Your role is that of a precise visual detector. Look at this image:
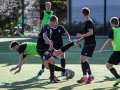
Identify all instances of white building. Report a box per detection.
[67,0,120,24]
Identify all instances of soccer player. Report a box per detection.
[98,17,120,86]
[38,24,72,76]
[76,7,96,84]
[36,15,79,83]
[38,2,55,29]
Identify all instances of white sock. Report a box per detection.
[83,75,87,78]
[89,75,93,77]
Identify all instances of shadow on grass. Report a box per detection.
[95,76,115,83]
[0,76,73,90]
[93,86,120,90]
[94,76,120,90]
[0,76,52,90]
[58,83,86,90]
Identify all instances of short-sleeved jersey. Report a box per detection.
[83,18,96,46]
[18,44,27,58]
[37,24,52,50]
[51,25,66,45]
[108,29,114,39]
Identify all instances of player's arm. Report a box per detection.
[77,29,93,43]
[43,32,53,50]
[98,39,112,55]
[13,53,24,74]
[81,29,93,37]
[98,29,113,55]
[64,31,72,43]
[10,55,26,72]
[60,25,72,43]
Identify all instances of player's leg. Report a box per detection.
[106,52,120,86]
[77,55,88,83]
[85,46,95,84]
[37,62,45,76]
[77,46,95,83]
[52,41,81,56]
[46,54,57,83]
[53,44,66,76]
[60,52,66,76]
[37,50,57,83]
[43,58,73,81]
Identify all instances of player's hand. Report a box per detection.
[68,40,72,43]
[14,68,21,74]
[76,33,82,38]
[76,39,80,44]
[50,40,54,45]
[98,50,102,55]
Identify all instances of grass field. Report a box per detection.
[0,38,120,90]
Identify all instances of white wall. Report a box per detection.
[71,0,120,24]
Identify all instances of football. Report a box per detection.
[69,69,75,79]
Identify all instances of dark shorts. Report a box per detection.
[81,45,96,57]
[37,49,52,61]
[108,51,120,65]
[53,43,63,50]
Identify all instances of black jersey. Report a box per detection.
[51,25,66,45]
[83,18,96,46]
[18,44,27,58]
[36,24,52,50]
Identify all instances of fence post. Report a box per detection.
[104,0,107,35]
[21,0,24,35]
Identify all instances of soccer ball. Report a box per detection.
[69,69,75,79]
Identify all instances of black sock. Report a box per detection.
[61,42,74,52]
[110,68,120,79]
[81,62,87,75]
[85,61,92,75]
[42,63,45,70]
[54,65,65,73]
[61,59,66,69]
[49,63,55,79]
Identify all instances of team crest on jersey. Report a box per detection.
[58,30,61,33]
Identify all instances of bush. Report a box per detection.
[61,21,111,36]
[61,22,83,35]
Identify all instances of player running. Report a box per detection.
[98,17,120,86]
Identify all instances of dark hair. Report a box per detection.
[82,7,90,16]
[110,17,119,26]
[50,15,58,22]
[9,41,19,50]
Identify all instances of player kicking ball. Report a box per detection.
[98,17,120,86]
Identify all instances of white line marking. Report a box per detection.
[0,49,113,54]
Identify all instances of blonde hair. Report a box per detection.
[45,2,51,6]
